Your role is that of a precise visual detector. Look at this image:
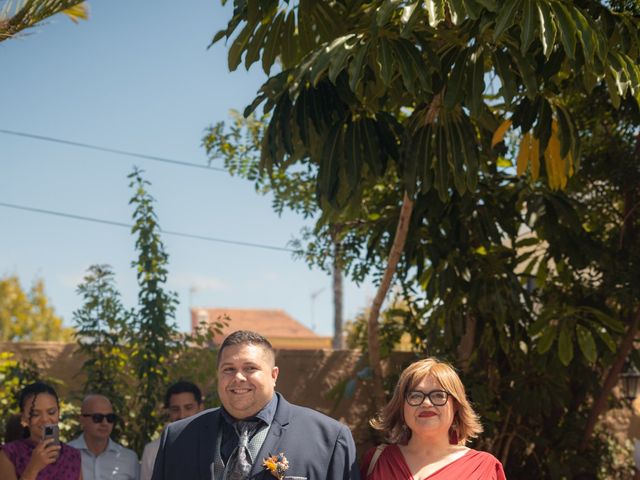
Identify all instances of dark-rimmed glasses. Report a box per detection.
[81,413,117,424]
[405,390,450,407]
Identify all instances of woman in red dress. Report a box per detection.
[361,358,506,480]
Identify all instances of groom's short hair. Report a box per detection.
[217,330,276,366]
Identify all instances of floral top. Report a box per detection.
[1,438,81,480]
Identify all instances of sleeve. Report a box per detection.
[494,459,507,480]
[127,448,140,480]
[0,442,17,464]
[327,424,361,480]
[140,442,155,480]
[134,454,141,480]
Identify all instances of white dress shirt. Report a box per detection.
[69,433,140,480]
[140,438,160,480]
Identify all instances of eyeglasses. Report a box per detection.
[81,413,117,424]
[406,390,450,407]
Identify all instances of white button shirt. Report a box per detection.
[69,434,140,480]
[140,437,160,480]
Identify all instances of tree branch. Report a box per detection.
[367,191,415,410]
[580,305,640,451]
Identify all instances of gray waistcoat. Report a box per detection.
[211,422,271,480]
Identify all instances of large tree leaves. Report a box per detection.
[217,0,640,210]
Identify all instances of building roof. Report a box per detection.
[191,307,331,349]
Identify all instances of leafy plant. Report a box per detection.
[73,264,133,441]
[126,168,180,453]
[0,351,42,440]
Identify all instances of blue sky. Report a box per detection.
[0,0,375,336]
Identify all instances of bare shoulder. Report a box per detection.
[0,450,18,480]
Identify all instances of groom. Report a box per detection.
[151,330,360,480]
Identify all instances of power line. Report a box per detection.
[0,128,226,172]
[0,201,296,253]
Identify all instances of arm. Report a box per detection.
[327,424,360,480]
[0,450,18,480]
[129,449,141,480]
[140,442,154,480]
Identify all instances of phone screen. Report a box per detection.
[43,424,60,445]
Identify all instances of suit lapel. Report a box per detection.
[198,409,221,479]
[249,394,291,479]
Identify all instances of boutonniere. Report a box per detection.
[263,452,289,480]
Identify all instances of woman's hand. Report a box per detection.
[21,438,60,479]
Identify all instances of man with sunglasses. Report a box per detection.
[69,394,140,479]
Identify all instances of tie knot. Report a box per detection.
[235,420,258,439]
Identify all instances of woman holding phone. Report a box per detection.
[0,382,82,480]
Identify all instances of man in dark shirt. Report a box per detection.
[152,330,360,480]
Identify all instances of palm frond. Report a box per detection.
[0,0,87,43]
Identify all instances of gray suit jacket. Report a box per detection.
[151,393,360,480]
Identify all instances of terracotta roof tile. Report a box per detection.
[191,307,320,345]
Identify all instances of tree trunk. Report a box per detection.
[457,313,477,373]
[581,172,640,450]
[332,240,344,350]
[367,191,415,410]
[579,305,640,451]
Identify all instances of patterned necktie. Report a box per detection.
[227,420,258,480]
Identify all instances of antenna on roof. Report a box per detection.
[310,288,325,331]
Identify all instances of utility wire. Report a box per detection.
[0,128,226,172]
[0,201,296,253]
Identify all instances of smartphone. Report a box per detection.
[42,424,60,445]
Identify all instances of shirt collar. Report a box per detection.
[74,433,119,453]
[221,393,278,427]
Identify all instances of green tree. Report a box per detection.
[204,112,350,348]
[0,0,88,42]
[0,275,73,341]
[0,352,39,440]
[127,168,179,454]
[211,1,640,476]
[213,0,640,407]
[73,264,133,439]
[71,170,227,453]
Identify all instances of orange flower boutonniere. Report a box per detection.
[263,452,289,480]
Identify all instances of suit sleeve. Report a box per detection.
[327,424,361,480]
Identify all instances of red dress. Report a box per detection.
[361,444,506,480]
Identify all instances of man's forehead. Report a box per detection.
[83,394,113,412]
[169,392,197,406]
[218,343,275,365]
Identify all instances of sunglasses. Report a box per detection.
[81,413,117,424]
